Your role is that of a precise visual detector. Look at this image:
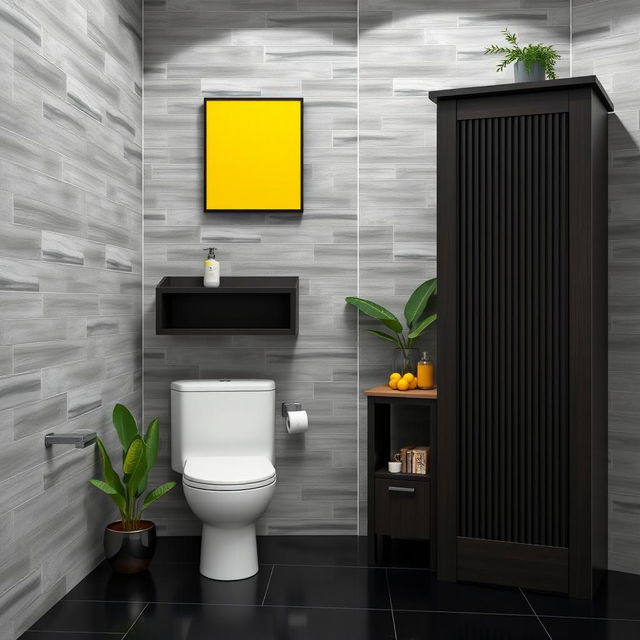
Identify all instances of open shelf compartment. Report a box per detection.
[156,276,299,335]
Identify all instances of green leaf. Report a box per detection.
[407,314,437,339]
[141,482,177,512]
[144,418,160,471]
[138,418,160,495]
[95,437,124,497]
[368,330,402,348]
[123,439,147,494]
[89,479,126,511]
[123,438,145,475]
[345,297,403,334]
[112,404,139,454]
[404,278,437,329]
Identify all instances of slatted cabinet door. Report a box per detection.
[430,78,613,598]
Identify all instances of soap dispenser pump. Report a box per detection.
[203,247,220,288]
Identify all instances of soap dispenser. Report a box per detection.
[203,247,220,288]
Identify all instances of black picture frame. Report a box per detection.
[203,97,304,213]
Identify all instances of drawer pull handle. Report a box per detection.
[388,486,415,494]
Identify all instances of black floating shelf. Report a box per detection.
[156,276,298,335]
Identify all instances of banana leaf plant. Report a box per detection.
[89,404,176,531]
[346,278,437,357]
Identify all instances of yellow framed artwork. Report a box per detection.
[203,98,303,212]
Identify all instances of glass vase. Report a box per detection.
[392,347,419,377]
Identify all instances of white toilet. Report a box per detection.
[171,379,276,581]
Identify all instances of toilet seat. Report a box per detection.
[183,456,276,492]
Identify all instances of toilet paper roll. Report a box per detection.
[286,410,308,434]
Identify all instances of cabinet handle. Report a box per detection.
[388,486,415,494]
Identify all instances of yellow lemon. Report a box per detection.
[388,379,398,390]
[402,372,415,383]
[389,372,402,383]
[396,379,409,391]
[409,378,418,390]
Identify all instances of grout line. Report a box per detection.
[385,569,399,640]
[121,602,149,639]
[355,0,361,538]
[60,599,550,616]
[24,632,122,636]
[569,0,573,77]
[261,565,275,606]
[141,0,146,426]
[520,588,553,639]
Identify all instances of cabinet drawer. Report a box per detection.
[375,477,430,539]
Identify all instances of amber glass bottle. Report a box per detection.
[417,352,434,390]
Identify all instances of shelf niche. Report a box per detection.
[156,276,298,335]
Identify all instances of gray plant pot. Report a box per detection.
[514,61,545,83]
[104,520,156,573]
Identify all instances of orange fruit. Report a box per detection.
[388,379,398,390]
[397,379,409,391]
[409,378,418,390]
[402,372,415,383]
[389,373,402,383]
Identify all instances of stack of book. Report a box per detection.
[398,445,430,475]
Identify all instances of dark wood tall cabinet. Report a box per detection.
[430,77,613,598]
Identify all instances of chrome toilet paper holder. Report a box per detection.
[281,402,302,418]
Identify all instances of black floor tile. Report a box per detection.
[388,569,531,614]
[64,561,273,605]
[28,601,145,634]
[257,535,370,567]
[263,565,391,609]
[525,570,640,621]
[542,616,640,639]
[126,603,396,640]
[153,536,200,564]
[395,611,549,640]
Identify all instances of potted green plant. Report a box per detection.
[485,29,560,82]
[346,278,437,376]
[90,404,176,573]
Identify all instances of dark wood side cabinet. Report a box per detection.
[430,77,613,598]
[366,386,437,568]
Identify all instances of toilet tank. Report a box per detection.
[170,379,276,473]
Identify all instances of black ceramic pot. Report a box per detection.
[104,520,156,573]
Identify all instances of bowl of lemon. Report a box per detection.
[388,372,417,391]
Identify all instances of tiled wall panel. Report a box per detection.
[0,1,142,637]
[143,0,359,535]
[572,0,640,575]
[357,0,570,532]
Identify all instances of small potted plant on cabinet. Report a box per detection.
[485,28,561,82]
[90,404,176,573]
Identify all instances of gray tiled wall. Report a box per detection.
[572,0,640,574]
[143,0,359,535]
[357,0,570,532]
[0,1,142,637]
[143,0,572,538]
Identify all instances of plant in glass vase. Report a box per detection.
[346,278,437,375]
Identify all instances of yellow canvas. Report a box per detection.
[204,98,303,212]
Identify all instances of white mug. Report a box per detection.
[388,461,401,473]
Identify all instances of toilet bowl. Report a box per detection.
[182,456,276,580]
[171,379,277,581]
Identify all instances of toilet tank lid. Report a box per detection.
[171,379,275,392]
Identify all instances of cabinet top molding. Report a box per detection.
[429,75,613,112]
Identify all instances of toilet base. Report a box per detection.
[200,523,259,581]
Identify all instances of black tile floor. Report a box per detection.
[21,536,640,640]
